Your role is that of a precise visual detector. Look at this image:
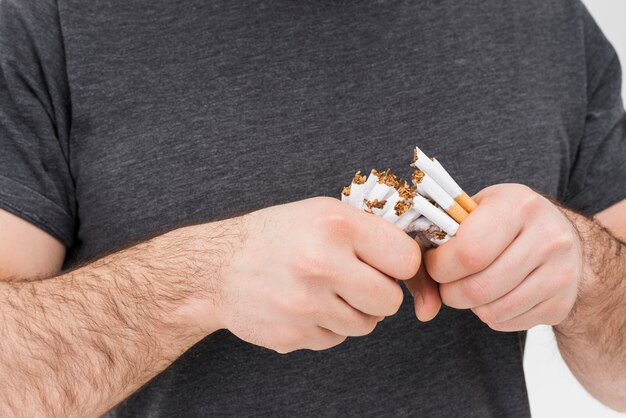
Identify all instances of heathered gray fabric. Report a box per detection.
[1,0,625,416]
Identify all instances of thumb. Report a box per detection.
[405,252,442,322]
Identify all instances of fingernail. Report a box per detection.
[415,292,424,318]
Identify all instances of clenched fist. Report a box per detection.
[424,184,583,331]
[211,197,421,353]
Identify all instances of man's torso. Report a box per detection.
[55,0,588,415]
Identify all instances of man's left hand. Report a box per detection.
[424,183,584,331]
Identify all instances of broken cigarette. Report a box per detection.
[379,180,413,217]
[348,171,367,209]
[425,229,451,246]
[368,168,400,202]
[382,197,415,226]
[412,170,468,223]
[363,198,388,215]
[340,145,473,247]
[413,146,477,213]
[406,216,434,233]
[411,193,459,236]
[363,169,380,196]
[341,184,351,204]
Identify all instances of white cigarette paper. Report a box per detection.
[347,171,367,210]
[427,230,451,245]
[382,199,415,227]
[406,216,434,233]
[412,170,468,223]
[395,208,421,231]
[380,190,402,217]
[411,194,459,236]
[341,185,351,204]
[364,198,387,215]
[363,169,379,196]
[367,168,400,202]
[340,146,470,246]
[413,146,477,213]
[349,183,365,209]
[413,146,463,199]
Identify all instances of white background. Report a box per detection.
[524,1,626,417]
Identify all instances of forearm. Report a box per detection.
[0,221,237,417]
[554,210,626,411]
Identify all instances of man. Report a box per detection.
[0,0,624,416]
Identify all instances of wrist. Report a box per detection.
[554,211,607,336]
[154,216,248,340]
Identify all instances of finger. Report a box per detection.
[472,262,571,324]
[405,261,441,322]
[351,211,421,280]
[484,296,572,333]
[425,186,527,283]
[439,230,543,309]
[317,295,380,337]
[334,261,404,317]
[302,327,348,351]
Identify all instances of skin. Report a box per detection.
[0,189,624,414]
[421,185,626,411]
[0,197,420,416]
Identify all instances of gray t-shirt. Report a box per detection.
[1,0,625,416]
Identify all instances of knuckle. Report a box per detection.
[316,212,354,240]
[520,188,542,214]
[311,196,342,212]
[553,231,577,253]
[332,335,348,347]
[541,227,570,253]
[309,335,347,351]
[347,313,378,337]
[335,335,348,347]
[358,317,379,336]
[487,321,511,332]
[294,247,328,278]
[462,277,492,306]
[473,305,497,324]
[280,294,314,318]
[457,243,490,273]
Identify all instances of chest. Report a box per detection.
[59,0,586,260]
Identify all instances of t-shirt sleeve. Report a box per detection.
[0,0,76,247]
[562,5,626,216]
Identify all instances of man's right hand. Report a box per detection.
[193,197,421,354]
[0,197,421,415]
